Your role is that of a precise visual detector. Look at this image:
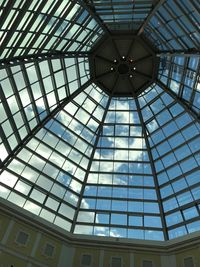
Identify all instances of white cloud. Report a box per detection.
[24,200,41,215]
[66,4,79,20]
[87,85,105,103]
[94,226,109,236]
[114,137,128,148]
[81,198,90,209]
[147,119,158,132]
[110,229,123,238]
[115,100,130,110]
[170,80,179,94]
[69,179,82,194]
[0,143,8,161]
[77,211,95,223]
[65,191,79,207]
[0,170,18,187]
[0,185,10,198]
[196,81,200,92]
[62,159,76,175]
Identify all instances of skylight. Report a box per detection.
[0,0,199,242]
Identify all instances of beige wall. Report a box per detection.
[176,248,200,267]
[0,201,200,267]
[134,252,161,267]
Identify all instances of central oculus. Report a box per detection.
[118,63,129,74]
[89,34,159,97]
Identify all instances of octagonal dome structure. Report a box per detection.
[89,35,159,96]
[0,0,199,243]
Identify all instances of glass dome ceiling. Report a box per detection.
[0,0,199,242]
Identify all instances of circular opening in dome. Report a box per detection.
[118,63,129,74]
[90,35,159,96]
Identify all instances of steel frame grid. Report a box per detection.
[143,0,200,52]
[71,86,165,239]
[0,0,200,242]
[0,0,105,60]
[158,54,200,117]
[0,79,96,230]
[87,0,154,31]
[0,55,90,168]
[138,83,200,239]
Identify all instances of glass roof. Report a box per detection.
[0,0,200,242]
[158,55,200,114]
[0,0,103,58]
[87,0,155,31]
[144,0,199,51]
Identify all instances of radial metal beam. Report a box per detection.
[6,1,47,59]
[134,96,169,241]
[0,0,14,29]
[134,70,152,80]
[156,50,200,57]
[189,60,200,115]
[174,0,200,40]
[137,0,166,36]
[0,1,32,58]
[0,51,91,69]
[165,2,199,49]
[95,70,114,80]
[133,55,153,65]
[22,1,68,57]
[0,79,93,170]
[78,0,111,36]
[36,1,76,54]
[71,76,119,233]
[157,80,200,124]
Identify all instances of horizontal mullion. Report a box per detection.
[5,161,81,198]
[156,149,200,176]
[82,195,157,202]
[167,216,200,231]
[85,183,155,189]
[33,132,91,162]
[165,199,200,216]
[161,181,200,202]
[152,135,200,162]
[75,221,162,231]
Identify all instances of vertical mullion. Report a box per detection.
[23,0,64,56]
[61,58,70,97]
[34,61,50,113]
[0,85,21,144]
[178,57,189,98]
[0,124,12,156]
[70,77,118,233]
[75,57,81,89]
[20,63,40,127]
[48,59,60,108]
[6,66,34,133]
[0,1,31,58]
[8,1,47,59]
[37,1,75,53]
[188,60,200,109]
[135,96,169,241]
[70,94,112,233]
[0,79,93,171]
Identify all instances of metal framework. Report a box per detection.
[0,52,91,69]
[137,0,166,36]
[0,0,200,242]
[157,51,200,57]
[0,79,93,169]
[135,95,169,240]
